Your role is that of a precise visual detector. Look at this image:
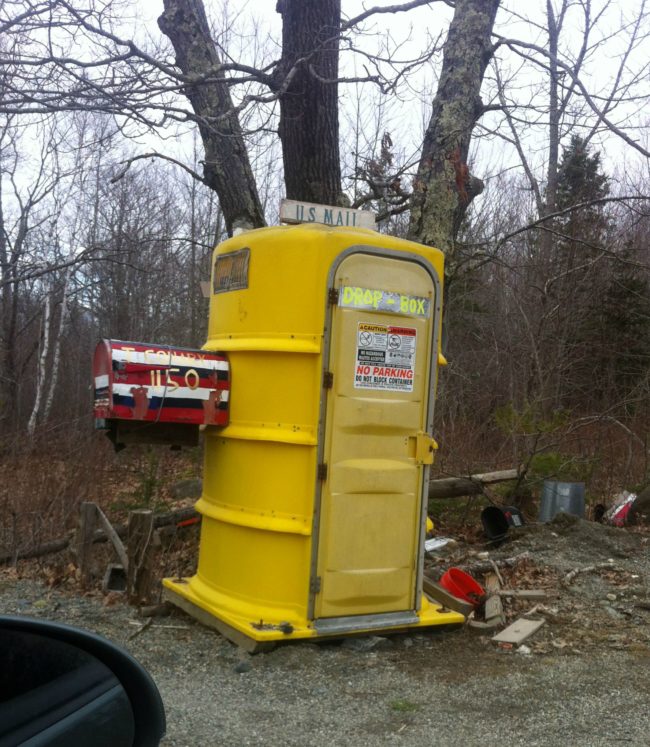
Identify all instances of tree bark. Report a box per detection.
[27,293,51,438]
[0,171,22,432]
[158,0,265,235]
[276,0,345,206]
[428,468,518,499]
[41,267,71,424]
[408,0,500,253]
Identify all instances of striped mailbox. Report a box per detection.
[93,339,229,448]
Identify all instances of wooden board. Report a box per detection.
[162,587,276,654]
[492,617,545,645]
[484,572,505,625]
[423,577,473,616]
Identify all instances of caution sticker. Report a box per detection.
[354,323,417,392]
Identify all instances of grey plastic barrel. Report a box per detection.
[538,481,585,522]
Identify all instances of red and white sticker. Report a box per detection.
[354,323,416,392]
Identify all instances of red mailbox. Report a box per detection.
[93,339,229,448]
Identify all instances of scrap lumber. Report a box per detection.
[428,469,518,499]
[423,576,474,616]
[492,617,545,646]
[483,572,506,626]
[489,559,505,586]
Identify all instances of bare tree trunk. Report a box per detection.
[544,0,560,218]
[27,293,51,438]
[0,172,22,432]
[408,0,500,253]
[42,267,71,424]
[275,0,345,205]
[158,0,265,235]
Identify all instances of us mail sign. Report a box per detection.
[280,199,376,230]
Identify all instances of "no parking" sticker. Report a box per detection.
[354,323,417,392]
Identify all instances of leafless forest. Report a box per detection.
[1,0,649,556]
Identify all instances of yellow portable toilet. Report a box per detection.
[163,214,464,649]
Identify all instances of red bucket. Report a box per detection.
[439,568,485,606]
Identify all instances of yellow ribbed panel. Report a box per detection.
[163,225,464,645]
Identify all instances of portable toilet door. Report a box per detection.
[310,248,439,633]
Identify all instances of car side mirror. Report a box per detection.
[0,616,165,747]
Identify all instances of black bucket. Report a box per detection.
[481,506,509,544]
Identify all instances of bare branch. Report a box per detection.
[110,152,209,187]
[342,0,452,31]
[497,35,650,158]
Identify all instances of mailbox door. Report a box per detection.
[314,251,438,620]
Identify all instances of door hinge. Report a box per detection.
[317,463,328,481]
[323,371,334,389]
[310,576,322,594]
[412,431,438,465]
[328,287,339,305]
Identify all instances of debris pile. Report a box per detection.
[424,511,650,654]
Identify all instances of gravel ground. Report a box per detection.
[2,516,650,746]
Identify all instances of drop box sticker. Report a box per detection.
[354,323,416,392]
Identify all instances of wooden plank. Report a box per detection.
[492,617,545,645]
[484,572,500,592]
[422,577,473,616]
[483,572,505,625]
[162,587,276,654]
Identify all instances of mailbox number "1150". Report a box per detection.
[149,368,201,390]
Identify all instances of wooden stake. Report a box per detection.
[127,509,154,605]
[76,502,97,588]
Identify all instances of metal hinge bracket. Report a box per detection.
[317,463,328,481]
[414,431,438,465]
[328,287,339,305]
[310,576,322,594]
[323,371,334,389]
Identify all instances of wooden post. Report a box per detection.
[76,502,97,588]
[127,509,154,605]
